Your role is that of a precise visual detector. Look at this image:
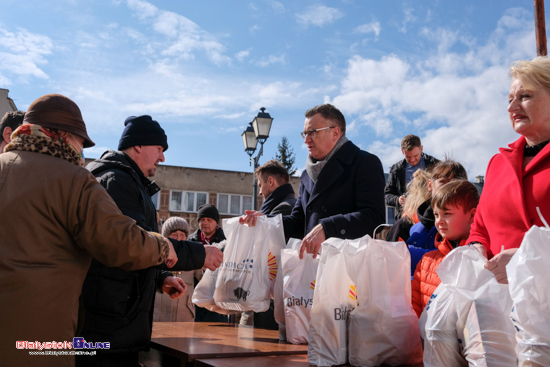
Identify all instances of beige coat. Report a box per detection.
[0,151,168,367]
[153,269,203,322]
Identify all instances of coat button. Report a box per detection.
[340,229,346,235]
[307,207,312,213]
[321,206,327,212]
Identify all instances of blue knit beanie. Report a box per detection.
[118,115,168,151]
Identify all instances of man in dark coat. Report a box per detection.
[256,159,297,216]
[188,203,227,322]
[384,134,439,220]
[241,103,386,259]
[188,203,226,244]
[77,116,223,367]
[244,159,296,329]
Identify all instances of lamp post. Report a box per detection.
[241,107,274,210]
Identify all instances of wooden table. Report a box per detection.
[142,322,307,367]
[194,354,309,367]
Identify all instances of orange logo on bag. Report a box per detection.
[310,280,316,290]
[349,284,357,301]
[267,252,278,281]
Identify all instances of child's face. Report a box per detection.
[433,203,476,242]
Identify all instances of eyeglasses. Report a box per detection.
[300,126,335,139]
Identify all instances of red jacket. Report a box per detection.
[411,235,467,317]
[468,136,550,258]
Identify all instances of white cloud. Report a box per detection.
[0,27,52,82]
[296,5,344,27]
[334,10,535,178]
[125,0,230,65]
[265,0,285,13]
[256,54,286,67]
[236,49,251,61]
[126,0,158,20]
[353,21,381,37]
[399,6,417,33]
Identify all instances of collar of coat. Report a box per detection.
[86,149,153,190]
[259,183,295,214]
[500,135,550,175]
[434,233,467,256]
[300,140,358,201]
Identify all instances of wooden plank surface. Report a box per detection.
[194,354,310,367]
[149,322,307,364]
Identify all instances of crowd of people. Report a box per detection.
[1,55,550,366]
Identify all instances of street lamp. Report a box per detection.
[241,107,274,210]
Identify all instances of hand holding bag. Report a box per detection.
[192,241,236,315]
[507,214,550,366]
[282,238,320,344]
[213,216,272,312]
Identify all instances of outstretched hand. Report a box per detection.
[203,245,223,271]
[162,276,187,299]
[238,210,263,227]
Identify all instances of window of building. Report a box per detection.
[218,193,253,215]
[170,191,208,212]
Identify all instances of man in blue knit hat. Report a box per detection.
[77,115,223,367]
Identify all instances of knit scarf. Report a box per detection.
[259,183,295,214]
[4,124,84,167]
[305,136,349,183]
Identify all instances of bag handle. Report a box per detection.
[536,207,550,229]
[373,223,392,239]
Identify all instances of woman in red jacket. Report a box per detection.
[468,56,550,283]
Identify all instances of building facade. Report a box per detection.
[0,89,18,117]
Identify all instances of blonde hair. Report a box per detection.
[402,169,431,220]
[509,56,550,90]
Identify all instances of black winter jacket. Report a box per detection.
[188,226,226,244]
[80,150,205,354]
[384,153,439,218]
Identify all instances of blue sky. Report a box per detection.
[0,0,543,179]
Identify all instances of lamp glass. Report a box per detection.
[242,126,258,152]
[252,111,273,140]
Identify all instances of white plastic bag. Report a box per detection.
[213,216,272,312]
[308,237,356,366]
[508,224,550,366]
[273,238,302,342]
[345,235,423,366]
[192,241,236,315]
[266,214,287,298]
[435,246,516,367]
[281,238,319,344]
[264,215,287,340]
[419,284,466,367]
